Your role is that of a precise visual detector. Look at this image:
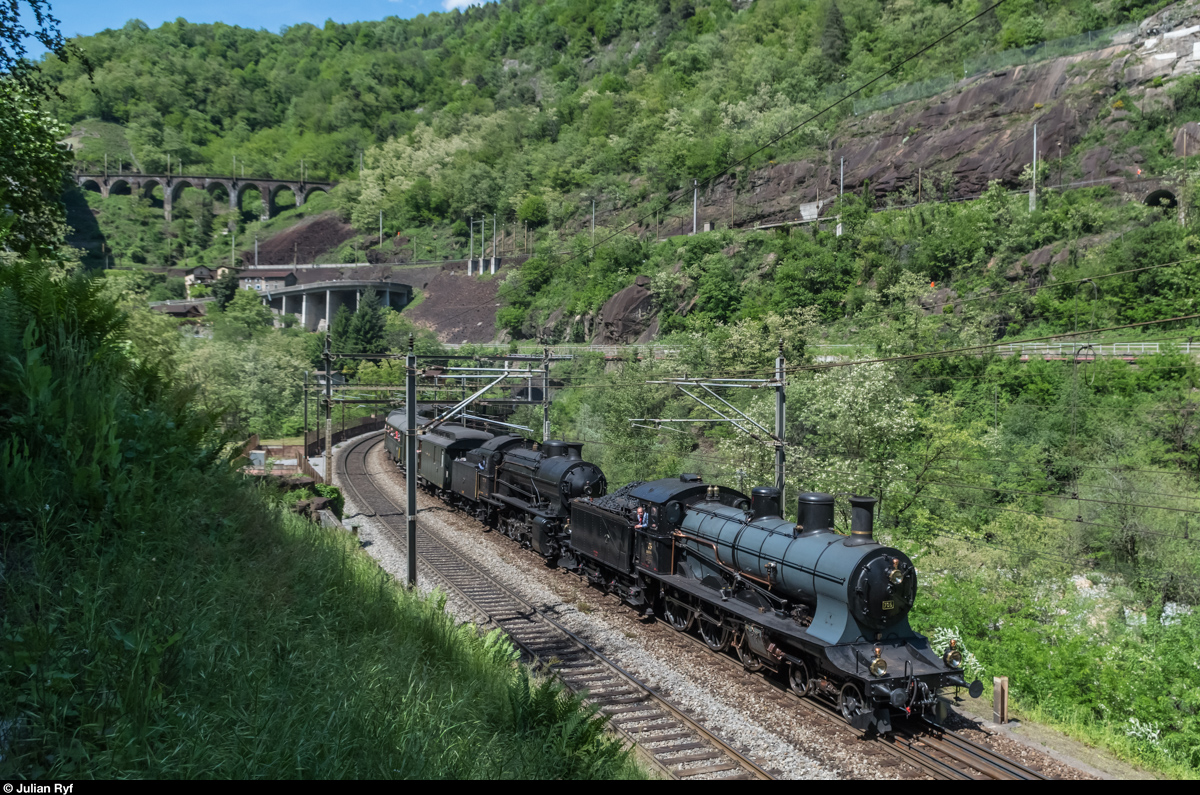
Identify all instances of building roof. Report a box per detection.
[240,269,295,279]
[151,302,207,318]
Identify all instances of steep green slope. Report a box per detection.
[0,258,641,779]
[48,0,1163,205]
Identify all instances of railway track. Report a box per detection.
[337,433,775,780]
[337,431,1051,780]
[660,624,1049,780]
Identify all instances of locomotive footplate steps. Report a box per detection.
[338,434,775,781]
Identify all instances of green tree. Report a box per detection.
[212,288,274,341]
[517,194,549,227]
[211,269,239,310]
[0,0,85,95]
[819,3,849,65]
[330,303,354,353]
[348,287,386,356]
[0,82,71,255]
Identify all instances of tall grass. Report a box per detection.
[0,259,641,779]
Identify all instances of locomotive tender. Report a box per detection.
[383,411,981,734]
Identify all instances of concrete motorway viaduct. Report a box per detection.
[74,172,335,224]
[257,279,415,333]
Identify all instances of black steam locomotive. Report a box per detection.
[384,410,606,561]
[382,412,981,734]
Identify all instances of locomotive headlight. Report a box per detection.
[869,647,888,677]
[943,639,963,669]
[888,568,905,586]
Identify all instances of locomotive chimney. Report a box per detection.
[845,495,879,546]
[750,486,781,520]
[795,492,835,536]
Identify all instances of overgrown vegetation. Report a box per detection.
[0,255,641,780]
[41,0,1173,266]
[0,14,641,771]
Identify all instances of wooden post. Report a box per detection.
[993,676,1009,724]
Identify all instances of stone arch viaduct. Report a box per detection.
[74,172,336,224]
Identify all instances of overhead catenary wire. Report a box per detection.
[452,0,1014,283]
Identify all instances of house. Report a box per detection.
[151,302,207,321]
[184,265,216,290]
[238,269,297,293]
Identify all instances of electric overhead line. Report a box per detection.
[488,0,1012,280]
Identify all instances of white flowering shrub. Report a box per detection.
[928,626,986,682]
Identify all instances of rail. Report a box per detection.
[336,433,775,780]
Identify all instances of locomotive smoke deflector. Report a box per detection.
[845,495,879,547]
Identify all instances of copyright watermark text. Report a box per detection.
[4,785,75,794]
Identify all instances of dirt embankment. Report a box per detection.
[247,212,358,266]
[403,262,513,344]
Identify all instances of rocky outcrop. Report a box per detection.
[596,275,656,343]
[654,1,1200,233]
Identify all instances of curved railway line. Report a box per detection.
[337,431,1053,781]
[338,432,774,780]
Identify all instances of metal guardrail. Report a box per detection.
[995,342,1196,357]
[853,23,1137,116]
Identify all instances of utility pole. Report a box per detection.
[231,231,235,268]
[491,214,496,274]
[254,233,258,266]
[542,347,551,443]
[1029,123,1038,212]
[591,199,596,246]
[379,210,383,255]
[775,339,786,507]
[323,335,333,486]
[837,157,845,238]
[405,333,418,588]
[480,217,485,273]
[692,179,698,235]
[303,369,309,445]
[468,216,474,275]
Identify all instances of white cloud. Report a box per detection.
[442,0,474,9]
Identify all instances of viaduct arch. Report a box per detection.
[73,172,335,224]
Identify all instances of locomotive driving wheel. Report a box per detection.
[735,640,765,672]
[662,597,694,632]
[839,682,865,724]
[789,660,813,697]
[697,615,731,652]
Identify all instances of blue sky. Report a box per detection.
[27,0,482,57]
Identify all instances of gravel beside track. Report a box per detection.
[333,432,1095,780]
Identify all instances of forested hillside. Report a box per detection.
[17,0,1200,778]
[49,0,1162,215]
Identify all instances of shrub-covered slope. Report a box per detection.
[0,260,640,779]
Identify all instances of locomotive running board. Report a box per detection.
[655,574,832,650]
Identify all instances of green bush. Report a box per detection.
[0,259,641,779]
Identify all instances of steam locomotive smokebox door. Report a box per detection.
[570,501,634,574]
